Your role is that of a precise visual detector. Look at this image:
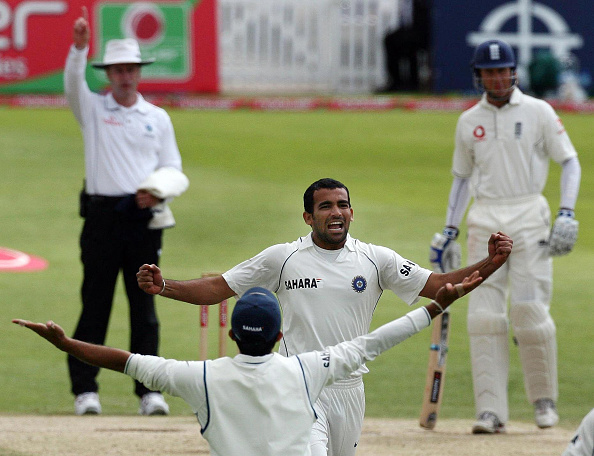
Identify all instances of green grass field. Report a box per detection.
[1,105,592,426]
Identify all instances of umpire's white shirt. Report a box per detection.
[223,233,431,377]
[452,88,577,200]
[64,45,182,195]
[125,307,431,456]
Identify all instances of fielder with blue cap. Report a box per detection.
[14,274,482,456]
[230,287,283,355]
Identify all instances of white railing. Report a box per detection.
[218,0,401,94]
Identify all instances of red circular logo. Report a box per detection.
[133,12,162,42]
[123,4,165,47]
[473,125,486,139]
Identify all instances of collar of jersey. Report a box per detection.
[480,87,522,110]
[233,353,275,365]
[300,232,356,252]
[105,92,150,114]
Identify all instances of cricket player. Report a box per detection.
[562,408,594,456]
[429,39,581,433]
[14,274,483,456]
[137,178,513,455]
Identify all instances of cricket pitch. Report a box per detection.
[0,415,572,455]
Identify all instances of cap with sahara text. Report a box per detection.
[231,287,281,344]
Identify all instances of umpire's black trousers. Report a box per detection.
[68,195,163,398]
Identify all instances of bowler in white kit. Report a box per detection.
[138,178,513,455]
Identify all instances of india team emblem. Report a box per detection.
[352,276,367,293]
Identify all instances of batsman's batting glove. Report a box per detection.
[430,227,461,273]
[548,209,578,256]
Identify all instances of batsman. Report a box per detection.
[430,39,581,434]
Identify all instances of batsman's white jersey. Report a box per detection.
[451,88,578,424]
[223,233,431,455]
[562,408,594,456]
[125,307,432,456]
[452,88,577,200]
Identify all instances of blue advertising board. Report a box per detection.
[432,0,592,94]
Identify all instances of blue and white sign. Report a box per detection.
[432,0,592,94]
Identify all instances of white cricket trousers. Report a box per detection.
[466,194,557,423]
[310,378,365,456]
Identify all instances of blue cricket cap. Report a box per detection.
[231,287,281,343]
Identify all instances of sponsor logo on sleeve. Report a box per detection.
[321,351,330,368]
[399,260,416,277]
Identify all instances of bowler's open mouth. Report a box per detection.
[328,221,343,231]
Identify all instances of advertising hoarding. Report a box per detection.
[0,0,218,93]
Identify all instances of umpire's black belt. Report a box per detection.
[87,194,127,206]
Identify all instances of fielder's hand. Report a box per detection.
[434,270,482,310]
[548,209,578,256]
[12,319,68,350]
[429,227,461,273]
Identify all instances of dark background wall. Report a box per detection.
[431,0,592,94]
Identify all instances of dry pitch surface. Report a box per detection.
[0,415,571,455]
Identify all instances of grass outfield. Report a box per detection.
[1,106,592,426]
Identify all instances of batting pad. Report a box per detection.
[468,313,510,422]
[510,301,558,403]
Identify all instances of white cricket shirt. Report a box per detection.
[562,408,594,456]
[125,307,430,456]
[452,89,578,200]
[64,45,182,195]
[223,233,432,376]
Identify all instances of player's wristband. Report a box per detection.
[159,279,166,295]
[442,226,459,240]
[557,208,575,218]
[431,300,444,313]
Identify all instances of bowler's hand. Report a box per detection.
[487,231,513,268]
[73,6,90,50]
[137,264,164,295]
[12,319,68,350]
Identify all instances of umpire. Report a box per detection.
[64,8,188,416]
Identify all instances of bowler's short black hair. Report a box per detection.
[303,178,350,214]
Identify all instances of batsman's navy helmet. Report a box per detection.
[472,39,516,70]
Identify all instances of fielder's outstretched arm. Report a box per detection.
[302,272,483,393]
[137,263,236,305]
[14,272,481,381]
[12,319,130,373]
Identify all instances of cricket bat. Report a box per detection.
[419,309,450,429]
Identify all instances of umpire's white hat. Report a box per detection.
[91,38,155,68]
